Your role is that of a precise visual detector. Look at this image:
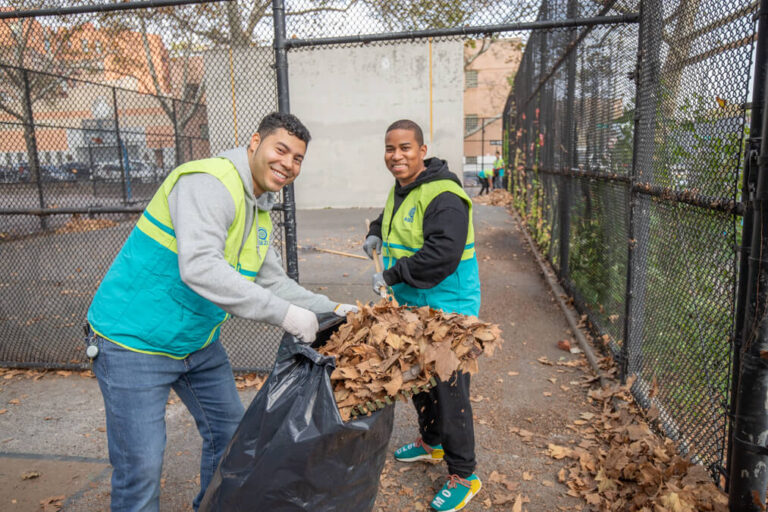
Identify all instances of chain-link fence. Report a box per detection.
[505,0,757,484]
[0,0,285,371]
[3,0,765,495]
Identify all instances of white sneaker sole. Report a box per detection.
[394,453,443,462]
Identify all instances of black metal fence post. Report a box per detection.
[619,0,660,385]
[112,86,128,206]
[727,0,768,492]
[558,0,578,282]
[21,68,46,230]
[273,0,299,282]
[728,1,768,507]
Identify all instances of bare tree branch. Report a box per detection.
[287,0,360,17]
[138,15,174,121]
[245,0,272,39]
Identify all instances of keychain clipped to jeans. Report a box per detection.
[83,324,99,360]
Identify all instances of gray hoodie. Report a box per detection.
[166,146,336,326]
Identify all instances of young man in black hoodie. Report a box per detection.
[363,120,482,511]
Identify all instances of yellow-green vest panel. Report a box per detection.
[381,179,480,316]
[87,157,272,358]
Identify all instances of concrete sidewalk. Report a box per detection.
[0,201,600,511]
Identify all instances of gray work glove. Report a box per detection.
[280,304,319,344]
[333,303,359,317]
[372,272,387,296]
[362,235,383,259]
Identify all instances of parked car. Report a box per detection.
[93,160,159,183]
[41,164,77,182]
[15,163,30,182]
[93,162,123,182]
[0,166,14,183]
[60,161,93,181]
[127,160,160,183]
[462,170,481,187]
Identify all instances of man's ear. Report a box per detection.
[249,132,261,151]
[420,144,428,158]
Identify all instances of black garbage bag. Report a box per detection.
[199,314,395,512]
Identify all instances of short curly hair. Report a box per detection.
[258,112,311,144]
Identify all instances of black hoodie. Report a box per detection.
[367,157,469,289]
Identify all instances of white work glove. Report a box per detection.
[372,272,387,296]
[281,304,318,344]
[362,235,383,259]
[334,303,359,317]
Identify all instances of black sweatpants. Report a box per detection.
[478,179,489,195]
[412,371,475,478]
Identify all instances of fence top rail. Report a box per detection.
[0,0,230,20]
[284,13,639,50]
[0,63,207,108]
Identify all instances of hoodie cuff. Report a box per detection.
[383,267,400,286]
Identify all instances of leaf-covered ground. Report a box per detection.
[0,204,730,511]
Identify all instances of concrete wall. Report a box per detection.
[204,41,463,209]
[204,48,277,155]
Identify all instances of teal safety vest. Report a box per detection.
[494,157,505,176]
[381,180,481,316]
[87,157,272,358]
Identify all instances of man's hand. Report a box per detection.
[334,303,359,317]
[280,304,318,343]
[372,272,387,296]
[362,235,382,259]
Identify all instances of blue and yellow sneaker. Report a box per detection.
[394,437,444,462]
[430,474,482,512]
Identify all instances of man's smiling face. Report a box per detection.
[247,127,306,196]
[384,128,426,186]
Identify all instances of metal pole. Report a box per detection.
[619,0,650,384]
[273,0,299,282]
[1,0,232,19]
[172,98,181,167]
[558,0,577,282]
[285,14,639,50]
[727,0,768,491]
[728,0,768,507]
[481,120,485,181]
[21,68,46,230]
[87,141,96,197]
[112,87,128,206]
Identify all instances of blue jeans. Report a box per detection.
[91,336,244,512]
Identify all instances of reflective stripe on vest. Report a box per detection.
[380,179,480,316]
[87,157,273,358]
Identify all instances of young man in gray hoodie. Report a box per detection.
[86,112,356,511]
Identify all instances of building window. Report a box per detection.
[466,156,477,164]
[95,41,102,54]
[465,114,479,134]
[465,70,478,89]
[44,37,51,53]
[81,39,88,52]
[184,83,199,100]
[200,124,208,139]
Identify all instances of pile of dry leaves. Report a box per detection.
[472,188,514,207]
[318,298,503,421]
[56,214,117,234]
[547,375,727,511]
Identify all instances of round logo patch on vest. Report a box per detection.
[404,207,416,223]
[258,227,269,246]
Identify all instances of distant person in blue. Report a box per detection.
[363,119,482,511]
[492,150,505,190]
[85,112,357,512]
[478,165,493,196]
